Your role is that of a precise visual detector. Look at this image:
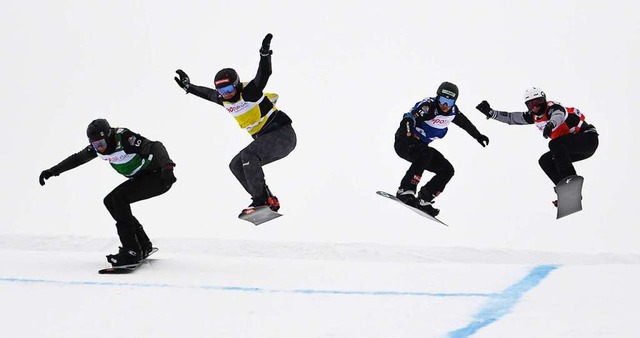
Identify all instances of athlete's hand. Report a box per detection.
[260,33,273,56]
[476,101,492,118]
[39,169,54,186]
[174,69,190,93]
[475,134,490,147]
[543,122,555,139]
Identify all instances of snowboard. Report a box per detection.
[555,175,584,219]
[238,206,282,226]
[98,248,158,274]
[376,191,448,226]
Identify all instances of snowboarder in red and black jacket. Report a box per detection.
[476,87,599,202]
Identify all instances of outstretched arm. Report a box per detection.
[188,84,223,104]
[39,146,97,185]
[476,100,533,125]
[174,69,222,104]
[490,110,534,125]
[453,111,490,147]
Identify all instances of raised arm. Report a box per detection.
[174,69,222,104]
[253,33,273,90]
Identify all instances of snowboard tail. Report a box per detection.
[376,191,448,226]
[238,206,282,226]
[555,175,584,219]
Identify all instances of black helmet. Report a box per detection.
[86,118,111,141]
[214,68,240,89]
[436,81,459,100]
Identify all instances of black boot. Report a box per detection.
[264,185,280,211]
[242,185,280,214]
[395,189,417,207]
[416,191,440,217]
[415,199,440,217]
[115,222,143,262]
[106,247,142,267]
[135,225,153,259]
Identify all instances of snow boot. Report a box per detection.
[106,247,142,267]
[241,185,280,214]
[135,226,153,259]
[416,199,440,217]
[396,189,417,207]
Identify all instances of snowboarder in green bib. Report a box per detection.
[39,119,177,267]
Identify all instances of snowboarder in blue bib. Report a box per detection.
[174,33,296,217]
[394,82,490,216]
[39,119,176,267]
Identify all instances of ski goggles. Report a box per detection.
[217,84,236,95]
[526,97,545,111]
[438,96,455,107]
[90,138,108,152]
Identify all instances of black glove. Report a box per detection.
[260,33,273,56]
[475,134,490,147]
[174,69,190,93]
[160,164,177,188]
[39,169,55,186]
[476,101,492,118]
[543,122,555,139]
[401,118,414,137]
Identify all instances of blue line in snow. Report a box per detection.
[447,264,559,338]
[0,276,496,298]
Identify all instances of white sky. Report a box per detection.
[1,1,639,336]
[2,1,638,248]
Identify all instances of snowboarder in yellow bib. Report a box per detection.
[174,34,296,216]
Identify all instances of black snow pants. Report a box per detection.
[229,124,297,202]
[538,130,599,185]
[394,137,454,200]
[103,170,173,251]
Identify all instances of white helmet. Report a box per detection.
[523,87,547,114]
[523,87,545,102]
